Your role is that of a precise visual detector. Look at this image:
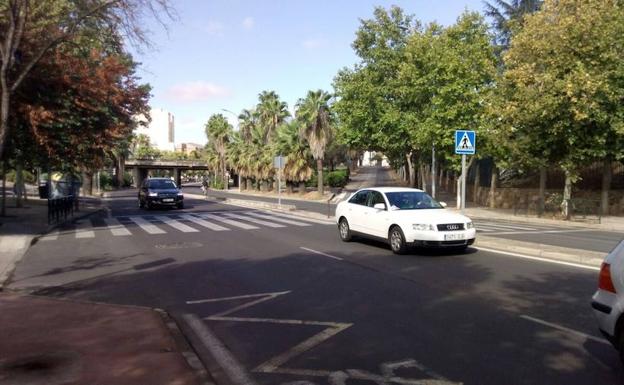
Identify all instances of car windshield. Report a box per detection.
[148,180,177,189]
[385,191,443,210]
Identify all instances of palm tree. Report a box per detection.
[484,0,542,49]
[237,108,257,144]
[295,89,333,196]
[256,90,290,143]
[275,120,313,194]
[205,114,232,189]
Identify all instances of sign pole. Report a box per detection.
[461,154,466,213]
[278,167,281,208]
[431,143,436,199]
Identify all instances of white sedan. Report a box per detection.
[335,187,476,254]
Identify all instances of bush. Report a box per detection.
[327,170,349,187]
[123,172,133,188]
[100,171,113,190]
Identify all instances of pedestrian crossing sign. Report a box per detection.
[455,130,476,155]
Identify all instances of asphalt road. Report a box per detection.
[185,184,622,254]
[8,195,624,385]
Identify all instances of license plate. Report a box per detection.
[163,198,174,202]
[444,233,465,241]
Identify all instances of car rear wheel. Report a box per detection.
[389,226,407,255]
[177,202,184,209]
[338,218,352,242]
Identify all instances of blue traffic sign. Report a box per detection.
[455,130,476,155]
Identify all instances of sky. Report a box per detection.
[133,0,488,145]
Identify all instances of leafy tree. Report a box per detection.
[296,89,333,196]
[333,6,417,184]
[483,0,542,50]
[204,114,232,189]
[502,0,624,217]
[0,0,174,162]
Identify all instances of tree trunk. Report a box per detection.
[299,181,306,196]
[472,161,480,204]
[419,163,427,192]
[82,172,94,196]
[538,166,546,217]
[406,153,416,188]
[15,161,23,208]
[0,77,10,162]
[246,178,253,191]
[1,158,6,216]
[489,165,498,209]
[286,181,293,194]
[317,158,324,196]
[562,170,573,220]
[601,157,612,216]
[117,154,125,187]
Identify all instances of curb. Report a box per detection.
[476,235,605,267]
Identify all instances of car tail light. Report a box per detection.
[599,263,616,293]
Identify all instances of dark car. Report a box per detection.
[138,177,184,209]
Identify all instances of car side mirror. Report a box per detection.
[373,203,386,210]
[439,202,447,208]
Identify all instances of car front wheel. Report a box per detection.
[389,226,407,255]
[338,218,352,242]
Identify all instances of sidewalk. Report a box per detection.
[0,195,210,385]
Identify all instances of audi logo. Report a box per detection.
[447,224,460,230]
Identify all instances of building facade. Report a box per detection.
[136,108,176,152]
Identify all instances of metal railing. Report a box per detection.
[48,195,75,224]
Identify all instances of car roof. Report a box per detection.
[356,187,425,194]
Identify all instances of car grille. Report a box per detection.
[159,193,178,199]
[437,223,464,231]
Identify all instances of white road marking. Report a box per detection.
[475,222,537,231]
[200,213,259,230]
[40,230,59,241]
[477,246,600,271]
[128,216,166,234]
[155,215,199,233]
[222,212,286,228]
[103,217,131,236]
[519,315,609,345]
[300,247,343,261]
[243,211,312,227]
[75,221,95,238]
[181,313,258,385]
[478,229,590,236]
[264,211,334,225]
[253,322,352,374]
[179,214,229,231]
[188,291,291,317]
[475,227,496,232]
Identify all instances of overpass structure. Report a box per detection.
[125,159,211,187]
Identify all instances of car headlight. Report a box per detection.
[148,192,158,197]
[412,223,434,231]
[177,193,184,197]
[466,221,474,229]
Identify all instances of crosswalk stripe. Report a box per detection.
[155,215,199,233]
[128,216,166,234]
[200,213,259,230]
[104,218,132,236]
[475,227,496,232]
[40,230,59,241]
[222,212,285,228]
[179,214,229,231]
[243,211,311,226]
[476,222,537,231]
[259,211,334,225]
[75,221,95,238]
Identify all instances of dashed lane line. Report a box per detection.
[300,247,343,261]
[478,246,600,271]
